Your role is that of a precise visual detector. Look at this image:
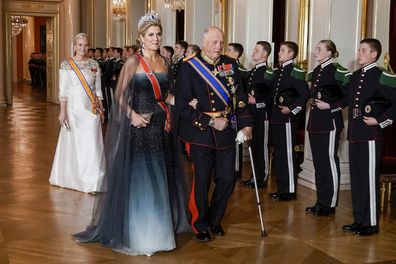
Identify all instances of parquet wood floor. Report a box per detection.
[1,83,396,264]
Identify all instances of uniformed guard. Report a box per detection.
[305,40,350,216]
[172,40,188,79]
[225,43,249,89]
[268,41,310,201]
[160,45,174,63]
[225,43,249,178]
[94,48,106,73]
[110,47,125,92]
[175,26,252,242]
[102,47,115,120]
[241,41,273,188]
[342,38,396,236]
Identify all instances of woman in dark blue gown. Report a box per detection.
[73,12,190,256]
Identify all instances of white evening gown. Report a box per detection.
[49,59,105,193]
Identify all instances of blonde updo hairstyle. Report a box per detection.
[73,32,89,55]
[319,39,339,58]
[136,21,162,48]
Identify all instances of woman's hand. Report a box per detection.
[98,100,105,124]
[315,99,330,110]
[130,110,150,128]
[189,98,198,109]
[166,94,175,105]
[58,111,69,127]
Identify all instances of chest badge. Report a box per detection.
[217,63,234,77]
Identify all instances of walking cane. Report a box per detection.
[247,141,267,237]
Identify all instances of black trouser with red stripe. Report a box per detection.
[188,144,236,233]
[272,121,298,194]
[309,130,341,207]
[349,140,383,227]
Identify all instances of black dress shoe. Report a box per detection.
[242,178,254,185]
[355,225,379,236]
[278,192,297,201]
[268,191,282,198]
[245,180,266,189]
[305,203,321,214]
[210,224,225,236]
[342,222,361,232]
[314,206,335,216]
[196,231,211,242]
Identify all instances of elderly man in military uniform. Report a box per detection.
[241,41,273,189]
[342,38,396,236]
[175,26,252,242]
[268,41,309,201]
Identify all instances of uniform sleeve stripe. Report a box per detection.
[382,71,396,78]
[291,106,302,115]
[293,67,305,73]
[380,119,393,128]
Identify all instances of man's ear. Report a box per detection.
[371,51,378,60]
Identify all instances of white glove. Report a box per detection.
[235,130,247,144]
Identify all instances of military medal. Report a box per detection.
[212,67,220,76]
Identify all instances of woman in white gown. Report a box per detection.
[49,33,105,193]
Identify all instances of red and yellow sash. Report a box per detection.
[135,54,170,132]
[67,58,102,115]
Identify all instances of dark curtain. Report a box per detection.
[272,0,286,67]
[380,0,396,173]
[176,10,185,42]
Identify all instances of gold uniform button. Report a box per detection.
[211,100,215,103]
[210,92,214,96]
[195,121,198,125]
[238,101,246,108]
[212,108,216,111]
[198,123,202,126]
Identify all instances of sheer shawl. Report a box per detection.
[73,54,191,246]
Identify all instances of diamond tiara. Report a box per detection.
[137,11,161,30]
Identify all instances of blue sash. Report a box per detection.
[187,57,231,106]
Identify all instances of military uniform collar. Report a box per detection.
[200,50,220,65]
[175,55,185,62]
[321,58,333,68]
[362,62,377,72]
[282,60,293,68]
[255,61,267,69]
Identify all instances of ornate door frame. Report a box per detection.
[4,1,61,105]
